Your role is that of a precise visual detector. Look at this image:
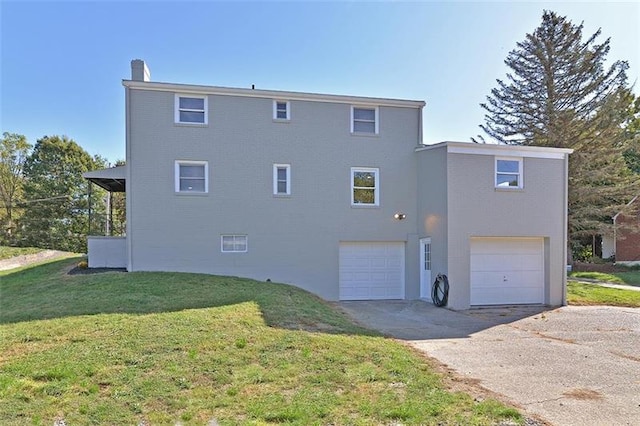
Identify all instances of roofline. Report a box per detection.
[82,165,127,179]
[415,141,573,159]
[122,80,426,109]
[613,195,638,221]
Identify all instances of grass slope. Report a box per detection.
[0,258,521,425]
[569,271,640,287]
[568,281,640,307]
[0,246,42,260]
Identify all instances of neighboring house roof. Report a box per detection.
[613,195,639,222]
[122,79,426,109]
[83,165,126,192]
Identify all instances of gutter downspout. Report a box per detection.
[562,152,570,306]
[124,83,133,272]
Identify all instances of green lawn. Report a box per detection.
[569,271,640,287]
[0,246,42,260]
[0,257,521,425]
[568,281,640,307]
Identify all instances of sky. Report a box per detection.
[1,1,639,163]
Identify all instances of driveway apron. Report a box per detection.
[339,300,640,426]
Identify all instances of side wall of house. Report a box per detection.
[416,146,449,299]
[126,88,421,300]
[445,152,568,309]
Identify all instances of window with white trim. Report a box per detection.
[495,157,523,189]
[221,235,248,253]
[351,106,379,135]
[175,160,208,193]
[351,167,379,206]
[273,164,291,195]
[175,94,208,124]
[273,100,290,121]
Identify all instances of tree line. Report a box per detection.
[474,10,640,262]
[0,134,123,253]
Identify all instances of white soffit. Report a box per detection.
[416,142,572,160]
[448,142,571,160]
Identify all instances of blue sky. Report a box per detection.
[1,1,638,163]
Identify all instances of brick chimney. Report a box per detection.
[131,59,150,82]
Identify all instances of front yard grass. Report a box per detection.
[0,246,42,260]
[567,281,640,307]
[0,257,522,425]
[569,270,640,287]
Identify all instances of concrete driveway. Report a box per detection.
[339,301,640,426]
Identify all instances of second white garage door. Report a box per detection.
[339,242,405,300]
[470,237,544,305]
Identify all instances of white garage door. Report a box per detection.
[339,242,405,300]
[470,237,544,305]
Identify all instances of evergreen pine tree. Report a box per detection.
[475,11,639,258]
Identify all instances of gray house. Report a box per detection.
[85,60,572,310]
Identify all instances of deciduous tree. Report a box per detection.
[0,132,31,243]
[20,135,106,252]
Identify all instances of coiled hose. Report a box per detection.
[431,273,449,307]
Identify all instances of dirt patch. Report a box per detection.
[67,266,127,275]
[562,388,603,400]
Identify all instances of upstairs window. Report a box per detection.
[351,167,379,206]
[175,94,208,124]
[495,157,523,189]
[273,164,291,195]
[175,160,208,193]
[273,100,290,121]
[351,106,379,135]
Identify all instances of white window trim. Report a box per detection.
[273,164,291,195]
[272,100,291,121]
[350,105,379,135]
[351,167,380,206]
[495,157,523,189]
[175,160,209,193]
[175,94,208,125]
[221,235,248,253]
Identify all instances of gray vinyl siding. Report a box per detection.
[123,82,569,306]
[126,88,421,300]
[416,145,448,292]
[445,153,567,309]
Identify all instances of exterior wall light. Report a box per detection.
[394,213,406,220]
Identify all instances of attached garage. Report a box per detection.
[339,242,405,300]
[470,237,544,305]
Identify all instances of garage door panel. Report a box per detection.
[521,255,543,270]
[339,242,405,301]
[472,238,541,254]
[470,238,544,305]
[472,272,540,290]
[471,287,542,305]
[371,258,387,268]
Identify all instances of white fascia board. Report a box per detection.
[415,141,573,160]
[82,165,127,179]
[122,80,425,109]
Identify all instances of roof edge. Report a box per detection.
[122,80,426,109]
[416,141,573,159]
